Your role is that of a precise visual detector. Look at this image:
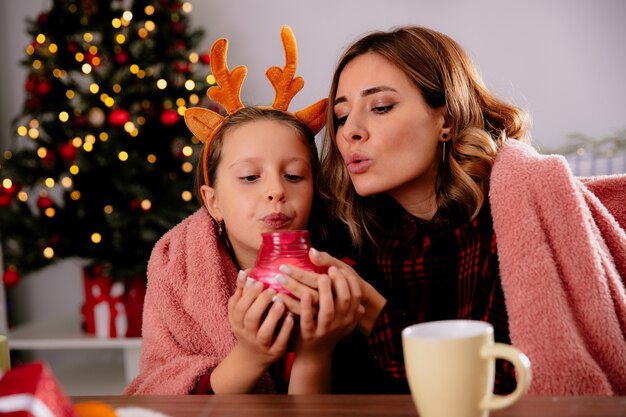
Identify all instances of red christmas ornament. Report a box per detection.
[115,50,129,65]
[49,234,61,246]
[27,97,41,108]
[42,150,57,168]
[59,142,77,163]
[174,40,186,51]
[0,192,12,207]
[160,109,179,126]
[86,52,101,67]
[41,149,57,168]
[3,181,20,195]
[129,199,140,210]
[27,96,41,109]
[67,42,79,54]
[25,76,36,92]
[108,108,130,126]
[37,195,54,210]
[200,52,211,65]
[3,267,20,287]
[171,22,184,35]
[37,12,49,25]
[36,79,52,95]
[175,61,190,73]
[73,113,88,127]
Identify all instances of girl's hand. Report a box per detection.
[228,271,294,368]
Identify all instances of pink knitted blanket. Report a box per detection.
[124,209,275,394]
[490,140,626,395]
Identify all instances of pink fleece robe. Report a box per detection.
[123,209,275,394]
[490,140,626,395]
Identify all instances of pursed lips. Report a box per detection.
[261,212,291,228]
[346,153,371,174]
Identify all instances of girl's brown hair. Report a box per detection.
[194,107,329,249]
[320,26,531,246]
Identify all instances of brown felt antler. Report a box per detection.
[267,26,304,111]
[207,38,246,114]
[184,25,328,184]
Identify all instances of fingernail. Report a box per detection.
[267,288,277,297]
[310,247,320,258]
[328,265,338,274]
[237,270,246,283]
[276,274,288,286]
[273,302,284,311]
[245,277,255,288]
[254,281,264,290]
[272,295,283,303]
[278,264,292,274]
[319,275,330,285]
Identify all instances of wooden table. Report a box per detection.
[72,395,626,417]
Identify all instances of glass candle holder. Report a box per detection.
[251,230,324,295]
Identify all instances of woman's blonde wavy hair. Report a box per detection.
[319,26,531,247]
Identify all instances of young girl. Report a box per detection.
[124,26,364,395]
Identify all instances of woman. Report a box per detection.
[316,26,626,395]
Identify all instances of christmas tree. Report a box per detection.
[0,0,216,287]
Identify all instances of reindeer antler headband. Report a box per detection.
[184,25,327,185]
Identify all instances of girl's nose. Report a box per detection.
[266,180,286,202]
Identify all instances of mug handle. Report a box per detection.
[480,343,532,411]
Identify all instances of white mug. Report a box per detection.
[402,320,531,417]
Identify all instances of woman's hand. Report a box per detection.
[278,248,387,335]
[288,267,365,394]
[297,267,364,353]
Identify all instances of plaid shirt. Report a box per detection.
[364,202,516,394]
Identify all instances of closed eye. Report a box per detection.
[240,175,259,182]
[285,174,304,182]
[372,104,394,114]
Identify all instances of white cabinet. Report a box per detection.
[7,314,141,395]
[1,260,142,395]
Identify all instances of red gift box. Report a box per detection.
[82,269,127,338]
[0,361,77,417]
[81,265,146,338]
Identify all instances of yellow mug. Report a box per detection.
[402,320,531,417]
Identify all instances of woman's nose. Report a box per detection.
[341,114,368,142]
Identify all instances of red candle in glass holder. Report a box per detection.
[251,230,324,295]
